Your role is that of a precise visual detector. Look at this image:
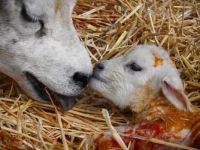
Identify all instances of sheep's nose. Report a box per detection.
[73,72,90,87]
[94,62,105,71]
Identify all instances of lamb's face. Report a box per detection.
[90,45,158,109]
[90,45,191,112]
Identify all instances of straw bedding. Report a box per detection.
[0,0,200,149]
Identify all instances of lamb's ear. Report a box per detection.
[161,77,192,112]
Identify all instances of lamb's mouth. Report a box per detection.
[25,72,78,111]
[92,73,107,83]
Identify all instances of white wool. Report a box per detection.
[0,0,92,100]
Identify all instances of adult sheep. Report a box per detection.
[0,0,92,110]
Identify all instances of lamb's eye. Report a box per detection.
[21,4,39,23]
[126,62,142,71]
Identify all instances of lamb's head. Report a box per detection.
[0,0,92,110]
[90,45,192,112]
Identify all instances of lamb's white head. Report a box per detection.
[90,45,192,112]
[0,0,92,110]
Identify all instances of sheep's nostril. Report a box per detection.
[95,62,104,71]
[73,72,90,87]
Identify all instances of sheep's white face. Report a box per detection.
[90,45,191,112]
[0,0,92,110]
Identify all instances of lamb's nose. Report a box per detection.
[94,62,105,71]
[73,72,90,87]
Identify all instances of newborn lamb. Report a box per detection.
[89,45,200,150]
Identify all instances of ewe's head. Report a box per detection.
[90,45,192,112]
[0,0,92,110]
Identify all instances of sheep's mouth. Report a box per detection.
[92,72,107,83]
[25,72,79,111]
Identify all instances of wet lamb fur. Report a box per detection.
[90,45,200,148]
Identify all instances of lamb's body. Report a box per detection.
[89,45,200,149]
[91,95,200,150]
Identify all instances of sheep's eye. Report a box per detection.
[126,62,142,71]
[21,4,45,36]
[21,4,39,23]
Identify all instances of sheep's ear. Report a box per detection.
[161,77,192,112]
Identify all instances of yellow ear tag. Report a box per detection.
[153,56,163,68]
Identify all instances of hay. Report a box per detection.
[0,0,200,149]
